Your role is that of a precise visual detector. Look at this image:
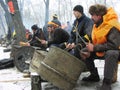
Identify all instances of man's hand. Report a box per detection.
[27,42,30,46]
[86,43,94,52]
[41,40,47,44]
[66,43,75,49]
[19,42,30,46]
[80,51,90,60]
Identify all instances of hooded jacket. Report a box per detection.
[92,7,120,57]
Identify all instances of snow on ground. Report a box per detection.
[0,47,10,60]
[0,47,31,90]
[76,60,120,90]
[0,46,120,90]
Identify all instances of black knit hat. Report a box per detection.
[73,5,83,14]
[31,24,38,30]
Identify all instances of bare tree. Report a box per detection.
[69,0,73,21]
[29,1,40,25]
[6,0,26,57]
[6,0,26,43]
[0,11,6,35]
[19,0,24,20]
[0,0,13,40]
[58,0,61,20]
[44,0,50,24]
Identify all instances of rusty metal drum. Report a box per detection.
[38,46,86,90]
[30,50,48,73]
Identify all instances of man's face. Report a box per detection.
[47,26,54,33]
[73,11,82,19]
[32,29,36,34]
[91,14,102,24]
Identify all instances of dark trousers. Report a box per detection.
[85,50,119,80]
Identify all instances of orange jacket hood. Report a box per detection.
[92,7,120,57]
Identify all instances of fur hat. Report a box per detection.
[73,5,83,14]
[89,4,107,16]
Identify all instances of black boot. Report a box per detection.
[97,78,112,90]
[82,68,100,82]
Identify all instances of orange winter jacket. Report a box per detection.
[92,7,120,57]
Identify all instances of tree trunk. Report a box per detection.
[6,0,26,57]
[7,0,26,43]
[44,0,50,25]
[0,13,6,35]
[19,0,24,21]
[0,0,13,40]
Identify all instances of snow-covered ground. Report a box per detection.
[0,46,120,90]
[0,47,31,90]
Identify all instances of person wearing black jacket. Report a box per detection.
[41,20,70,47]
[43,14,61,41]
[28,24,46,49]
[66,5,94,59]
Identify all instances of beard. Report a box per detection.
[92,18,103,27]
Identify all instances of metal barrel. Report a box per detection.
[38,46,86,90]
[30,50,48,73]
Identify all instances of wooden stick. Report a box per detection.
[35,36,42,42]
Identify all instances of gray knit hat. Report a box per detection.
[51,20,61,26]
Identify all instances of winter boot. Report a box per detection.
[97,78,111,90]
[112,64,118,83]
[82,68,100,82]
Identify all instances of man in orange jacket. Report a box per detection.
[82,4,120,90]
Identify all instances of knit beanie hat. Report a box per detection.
[47,20,61,28]
[73,5,83,14]
[53,14,58,18]
[52,20,61,26]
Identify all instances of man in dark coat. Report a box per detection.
[28,24,46,49]
[41,20,70,47]
[43,14,61,41]
[81,4,120,90]
[66,5,94,59]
